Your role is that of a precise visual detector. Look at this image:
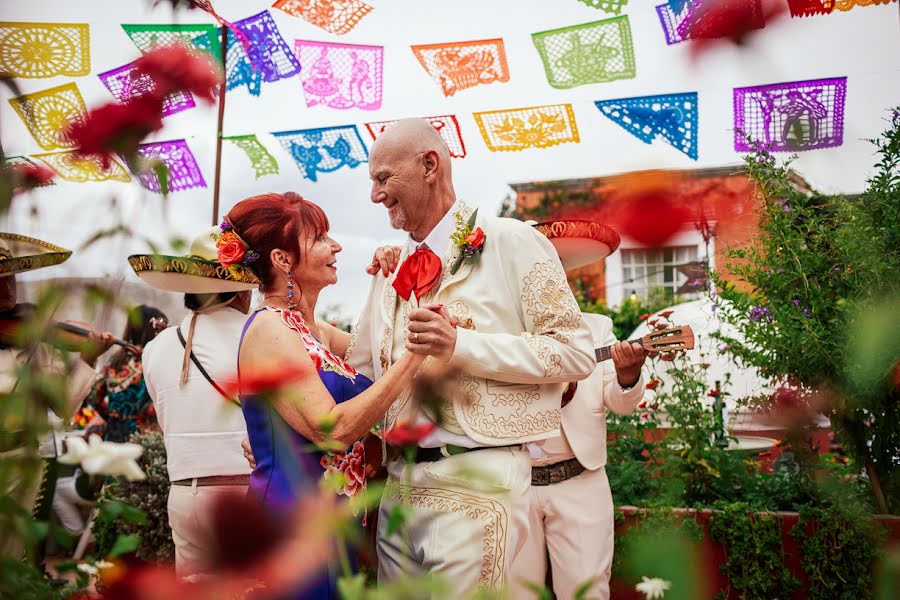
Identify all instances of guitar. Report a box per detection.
[594,325,695,362]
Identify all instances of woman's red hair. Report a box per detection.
[225,192,329,288]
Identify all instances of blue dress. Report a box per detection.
[238,308,373,599]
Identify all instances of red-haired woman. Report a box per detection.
[223,192,433,599]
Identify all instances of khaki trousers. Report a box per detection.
[377,446,531,599]
[167,481,246,577]
[510,467,614,600]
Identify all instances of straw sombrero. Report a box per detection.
[128,227,259,293]
[532,219,620,271]
[0,233,72,277]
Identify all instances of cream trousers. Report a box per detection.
[377,446,531,599]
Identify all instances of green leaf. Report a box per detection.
[120,504,147,525]
[386,504,410,536]
[523,581,553,600]
[97,500,124,523]
[337,573,367,600]
[152,162,169,197]
[466,208,479,231]
[108,533,141,557]
[53,527,76,548]
[574,577,598,599]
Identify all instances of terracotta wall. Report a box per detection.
[512,170,766,304]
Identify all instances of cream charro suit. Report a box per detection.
[512,313,644,600]
[347,202,595,596]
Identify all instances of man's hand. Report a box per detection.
[407,305,457,362]
[242,436,256,470]
[611,341,648,389]
[365,245,402,277]
[65,322,115,367]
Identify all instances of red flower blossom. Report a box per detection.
[658,310,674,318]
[383,421,436,447]
[65,95,164,165]
[463,227,486,250]
[645,379,661,390]
[336,441,366,497]
[134,42,223,104]
[707,388,722,398]
[9,162,55,191]
[217,238,246,267]
[637,400,647,409]
[639,313,652,322]
[683,0,788,57]
[222,362,306,397]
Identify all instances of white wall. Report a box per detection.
[2,0,898,319]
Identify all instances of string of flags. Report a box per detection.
[0,0,893,193]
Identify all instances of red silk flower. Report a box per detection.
[392,247,442,302]
[134,42,223,104]
[383,422,436,447]
[65,95,164,166]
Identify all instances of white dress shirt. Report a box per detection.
[142,308,251,481]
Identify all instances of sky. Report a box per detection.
[2,0,898,320]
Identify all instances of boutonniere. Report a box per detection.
[449,208,485,275]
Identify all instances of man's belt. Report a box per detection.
[171,475,250,487]
[531,457,585,486]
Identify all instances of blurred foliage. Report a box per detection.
[713,108,900,513]
[793,503,887,600]
[708,503,800,600]
[92,431,173,563]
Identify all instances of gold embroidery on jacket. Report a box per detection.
[521,259,581,344]
[383,479,507,591]
[524,333,563,377]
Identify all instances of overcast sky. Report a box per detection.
[2,0,898,319]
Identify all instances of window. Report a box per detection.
[620,246,700,301]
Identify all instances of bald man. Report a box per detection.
[345,119,596,596]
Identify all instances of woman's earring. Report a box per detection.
[285,267,297,311]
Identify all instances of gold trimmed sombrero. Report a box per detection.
[129,227,259,294]
[0,233,72,277]
[533,219,621,271]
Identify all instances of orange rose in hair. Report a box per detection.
[218,239,246,267]
[215,231,239,249]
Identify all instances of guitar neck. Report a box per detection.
[595,338,643,362]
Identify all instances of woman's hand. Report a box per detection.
[242,436,257,470]
[365,245,402,277]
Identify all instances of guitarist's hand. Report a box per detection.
[611,341,650,389]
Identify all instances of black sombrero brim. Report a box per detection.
[0,233,72,277]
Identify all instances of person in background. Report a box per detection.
[79,304,168,443]
[0,233,113,559]
[511,220,649,600]
[130,227,258,577]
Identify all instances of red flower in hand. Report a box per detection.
[65,95,164,166]
[334,441,367,497]
[134,42,223,104]
[383,421,436,447]
[463,227,486,250]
